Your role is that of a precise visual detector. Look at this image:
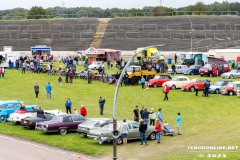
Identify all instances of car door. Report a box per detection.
[125,123,134,139]
[131,122,140,139]
[72,115,85,130]
[62,116,74,130]
[5,103,15,118]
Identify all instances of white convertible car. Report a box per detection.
[8,109,64,124]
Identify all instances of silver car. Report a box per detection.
[76,118,112,137]
[221,69,240,79]
[87,120,156,145]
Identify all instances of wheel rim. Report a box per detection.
[230,75,233,79]
[216,89,219,94]
[229,92,233,96]
[60,128,67,135]
[0,116,7,122]
[190,87,195,92]
[171,85,176,90]
[150,133,156,140]
[153,83,157,88]
[117,137,123,144]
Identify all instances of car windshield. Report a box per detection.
[230,70,238,73]
[189,66,196,69]
[226,83,234,88]
[52,116,63,122]
[203,64,212,69]
[214,81,223,86]
[154,75,160,79]
[172,77,178,81]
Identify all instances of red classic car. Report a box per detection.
[148,75,172,88]
[181,78,206,92]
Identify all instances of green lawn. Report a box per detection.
[0,65,239,160]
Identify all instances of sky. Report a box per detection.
[0,0,238,10]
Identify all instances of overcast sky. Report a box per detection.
[1,0,238,10]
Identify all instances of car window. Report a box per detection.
[222,82,228,86]
[63,116,73,122]
[15,103,22,108]
[223,64,228,67]
[0,105,5,109]
[6,104,14,109]
[131,123,139,128]
[128,123,132,129]
[72,115,85,121]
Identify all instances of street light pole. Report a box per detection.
[112,44,165,160]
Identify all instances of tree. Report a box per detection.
[192,2,208,13]
[153,6,174,16]
[27,6,49,19]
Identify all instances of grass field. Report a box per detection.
[0,64,239,160]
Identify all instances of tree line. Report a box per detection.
[0,1,240,19]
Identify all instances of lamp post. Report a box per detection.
[112,44,165,160]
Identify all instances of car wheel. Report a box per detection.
[59,128,68,135]
[0,115,7,122]
[229,91,233,96]
[215,89,220,94]
[153,83,158,88]
[148,132,156,140]
[190,86,195,92]
[117,137,123,145]
[131,77,138,85]
[171,85,176,90]
[229,75,234,79]
[190,72,194,75]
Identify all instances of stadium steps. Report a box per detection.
[92,18,112,48]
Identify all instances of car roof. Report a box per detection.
[0,100,23,105]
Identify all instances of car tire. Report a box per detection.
[131,77,138,85]
[171,85,176,90]
[229,91,233,96]
[0,115,7,122]
[59,128,68,135]
[215,89,220,94]
[148,132,156,140]
[229,75,234,79]
[190,72,194,75]
[190,86,195,92]
[153,83,158,88]
[117,137,123,145]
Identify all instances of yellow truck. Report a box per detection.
[126,66,157,85]
[136,48,158,60]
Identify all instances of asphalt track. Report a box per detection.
[0,134,109,160]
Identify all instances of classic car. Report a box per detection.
[35,114,86,135]
[88,61,104,70]
[76,118,112,137]
[220,82,240,96]
[76,70,88,79]
[209,80,232,94]
[167,65,188,74]
[181,78,206,92]
[221,69,240,79]
[21,110,65,129]
[162,76,190,90]
[183,65,201,75]
[87,120,156,145]
[8,106,39,124]
[0,100,34,122]
[148,75,172,88]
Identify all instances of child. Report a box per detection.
[73,107,78,114]
[58,76,62,87]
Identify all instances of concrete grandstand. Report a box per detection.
[0,16,240,51]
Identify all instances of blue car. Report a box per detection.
[209,80,232,94]
[0,100,37,122]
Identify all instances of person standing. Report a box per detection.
[34,82,40,98]
[163,84,170,101]
[45,82,52,99]
[175,54,178,64]
[65,98,72,114]
[142,108,153,126]
[73,107,78,114]
[140,76,146,90]
[149,108,156,126]
[157,108,164,124]
[155,119,162,143]
[171,64,176,76]
[195,83,199,96]
[98,97,105,115]
[139,119,148,145]
[177,112,182,135]
[140,106,145,119]
[36,106,44,117]
[121,119,128,148]
[80,105,87,117]
[22,60,27,74]
[58,76,62,87]
[133,105,139,122]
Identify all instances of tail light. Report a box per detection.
[28,121,32,125]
